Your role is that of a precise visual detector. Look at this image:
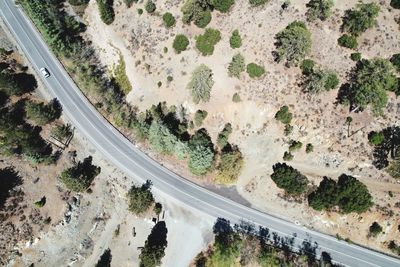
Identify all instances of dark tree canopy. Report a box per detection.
[270,163,308,195]
[342,3,380,36]
[139,221,168,267]
[0,167,22,209]
[96,0,115,25]
[127,181,155,214]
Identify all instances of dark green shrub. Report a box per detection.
[137,8,143,15]
[275,105,292,124]
[145,0,156,13]
[228,53,245,78]
[306,0,334,21]
[369,222,383,237]
[368,131,384,145]
[217,123,232,148]
[230,30,242,49]
[181,0,213,28]
[306,143,314,153]
[391,0,400,9]
[163,12,176,27]
[68,0,90,5]
[300,59,315,75]
[232,92,241,102]
[194,110,208,127]
[271,163,308,195]
[283,151,293,161]
[96,0,115,25]
[246,63,265,78]
[123,0,137,7]
[289,140,302,152]
[350,52,361,61]
[338,34,358,49]
[139,222,168,267]
[34,196,46,208]
[195,28,221,56]
[211,0,235,13]
[195,10,212,28]
[173,34,189,53]
[342,3,380,36]
[25,98,62,126]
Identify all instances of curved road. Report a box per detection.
[1,1,399,266]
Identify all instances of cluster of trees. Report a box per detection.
[301,59,339,94]
[338,3,380,49]
[25,99,62,126]
[181,0,235,28]
[306,0,334,21]
[270,163,373,213]
[195,218,336,267]
[308,174,373,213]
[60,156,101,192]
[275,21,312,66]
[139,221,168,267]
[339,58,398,115]
[195,28,221,56]
[126,181,155,214]
[97,0,115,25]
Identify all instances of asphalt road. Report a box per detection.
[1,1,399,266]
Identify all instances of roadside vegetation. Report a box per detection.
[127,181,155,215]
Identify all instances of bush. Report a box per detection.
[306,143,314,153]
[391,0,400,9]
[306,0,334,21]
[390,53,400,71]
[145,0,156,13]
[113,55,132,95]
[300,59,315,75]
[154,202,162,215]
[342,3,380,36]
[230,30,242,49]
[137,8,143,15]
[283,151,293,161]
[34,196,46,208]
[249,0,268,6]
[173,34,189,53]
[275,21,312,66]
[216,149,244,184]
[25,98,62,125]
[271,163,308,195]
[187,64,214,104]
[344,58,398,114]
[60,156,101,192]
[228,53,245,78]
[275,105,292,124]
[148,121,179,155]
[195,28,221,56]
[127,181,154,214]
[51,123,72,141]
[288,140,302,152]
[350,52,361,61]
[338,34,358,49]
[303,69,339,94]
[211,0,235,13]
[217,123,232,148]
[181,0,213,28]
[68,0,90,6]
[188,129,215,176]
[194,110,208,127]
[123,0,136,7]
[369,222,383,237]
[96,0,115,25]
[368,131,384,145]
[163,12,176,27]
[246,63,265,78]
[232,92,241,102]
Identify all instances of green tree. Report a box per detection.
[392,0,400,9]
[288,140,302,152]
[217,123,232,148]
[139,221,168,267]
[194,110,208,127]
[303,69,339,94]
[229,30,242,49]
[390,53,400,72]
[60,156,101,192]
[275,105,292,124]
[148,121,178,155]
[300,59,315,75]
[308,177,338,211]
[173,34,189,53]
[181,0,212,28]
[216,149,244,184]
[338,34,358,49]
[368,131,384,145]
[188,129,215,175]
[306,0,334,21]
[337,174,373,213]
[187,64,214,104]
[51,123,72,141]
[344,58,397,114]
[350,52,362,61]
[145,0,156,13]
[369,222,383,237]
[96,0,115,25]
[270,163,308,195]
[211,0,235,13]
[228,53,245,78]
[163,12,176,27]
[342,3,380,36]
[127,181,155,214]
[25,98,62,125]
[246,63,265,78]
[275,21,312,66]
[195,28,221,56]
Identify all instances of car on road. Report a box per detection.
[40,67,50,78]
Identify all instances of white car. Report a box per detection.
[40,67,50,78]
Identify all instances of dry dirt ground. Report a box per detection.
[83,0,400,254]
[0,24,213,267]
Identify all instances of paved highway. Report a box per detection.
[1,0,399,266]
